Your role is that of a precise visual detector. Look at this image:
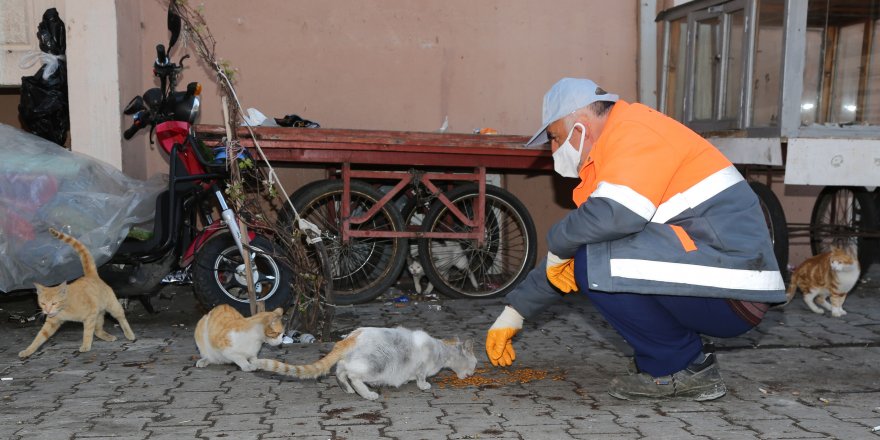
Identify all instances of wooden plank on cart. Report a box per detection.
[195,125,552,170]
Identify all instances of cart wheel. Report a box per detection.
[286,179,407,305]
[810,186,878,274]
[399,181,463,228]
[418,184,537,299]
[748,181,789,278]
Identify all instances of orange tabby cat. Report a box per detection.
[19,228,137,358]
[786,247,860,317]
[194,304,285,371]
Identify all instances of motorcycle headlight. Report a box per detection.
[190,96,200,123]
[172,94,199,124]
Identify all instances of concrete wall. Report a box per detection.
[124,0,640,257]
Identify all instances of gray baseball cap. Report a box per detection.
[525,78,619,147]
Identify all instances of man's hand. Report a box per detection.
[486,306,524,367]
[546,252,577,293]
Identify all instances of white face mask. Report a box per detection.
[552,122,586,178]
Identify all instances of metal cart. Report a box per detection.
[197,125,552,304]
[656,0,880,276]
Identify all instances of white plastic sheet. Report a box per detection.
[0,124,165,292]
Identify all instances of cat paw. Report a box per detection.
[97,333,117,342]
[195,359,209,368]
[18,350,32,359]
[832,309,847,317]
[239,364,257,372]
[417,381,431,391]
[361,391,380,401]
[79,345,92,353]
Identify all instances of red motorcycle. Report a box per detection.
[106,10,292,314]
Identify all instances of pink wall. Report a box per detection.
[126,0,639,258]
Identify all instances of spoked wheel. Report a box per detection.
[398,181,465,226]
[810,186,879,274]
[191,232,292,315]
[418,184,536,299]
[289,179,407,305]
[748,181,789,278]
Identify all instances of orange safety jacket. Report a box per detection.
[506,100,786,319]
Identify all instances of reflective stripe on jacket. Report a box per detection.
[546,100,786,302]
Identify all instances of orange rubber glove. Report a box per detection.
[546,252,578,293]
[486,306,524,367]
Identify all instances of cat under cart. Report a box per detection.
[786,247,860,318]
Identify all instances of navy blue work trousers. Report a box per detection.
[573,246,755,377]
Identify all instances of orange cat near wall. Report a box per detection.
[786,247,860,318]
[19,228,136,358]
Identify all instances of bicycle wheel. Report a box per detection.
[418,184,536,299]
[748,181,789,277]
[288,179,407,304]
[810,186,878,274]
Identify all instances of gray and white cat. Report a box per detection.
[407,241,480,294]
[254,326,477,400]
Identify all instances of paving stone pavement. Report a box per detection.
[1,267,880,440]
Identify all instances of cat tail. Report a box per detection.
[254,329,361,379]
[784,277,798,305]
[48,228,98,277]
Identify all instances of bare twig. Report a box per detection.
[169,0,333,338]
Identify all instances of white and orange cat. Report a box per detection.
[194,304,285,371]
[254,326,477,400]
[786,247,860,317]
[19,228,136,358]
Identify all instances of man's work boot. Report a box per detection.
[608,353,727,402]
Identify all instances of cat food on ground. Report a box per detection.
[435,367,565,388]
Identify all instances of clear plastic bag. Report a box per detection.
[0,124,165,292]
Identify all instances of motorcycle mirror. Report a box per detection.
[167,3,182,54]
[143,88,164,110]
[124,95,145,115]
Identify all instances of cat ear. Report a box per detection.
[464,339,474,352]
[272,307,284,316]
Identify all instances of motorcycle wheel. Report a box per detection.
[191,232,292,315]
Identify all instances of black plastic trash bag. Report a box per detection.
[274,114,320,128]
[18,8,69,146]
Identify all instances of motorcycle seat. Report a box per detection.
[117,190,171,256]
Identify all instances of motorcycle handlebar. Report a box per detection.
[155,44,167,65]
[123,124,141,140]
